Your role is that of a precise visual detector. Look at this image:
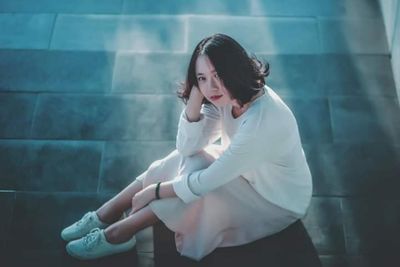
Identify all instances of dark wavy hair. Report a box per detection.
[177,33,270,107]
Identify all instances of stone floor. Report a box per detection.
[1,0,400,266]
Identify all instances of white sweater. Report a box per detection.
[171,86,312,216]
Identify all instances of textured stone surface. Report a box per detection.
[31,94,182,141]
[0,191,15,251]
[282,97,333,144]
[0,93,37,138]
[99,141,176,192]
[0,0,123,14]
[0,50,115,93]
[321,55,397,97]
[262,55,324,97]
[302,197,346,254]
[187,16,320,54]
[0,14,54,49]
[51,15,185,52]
[123,0,250,15]
[0,140,103,192]
[112,52,189,94]
[342,198,400,265]
[318,18,389,54]
[330,96,400,144]
[305,143,400,196]
[1,192,138,266]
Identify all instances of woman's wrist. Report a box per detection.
[155,182,161,200]
[185,86,203,122]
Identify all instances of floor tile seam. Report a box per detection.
[47,13,57,50]
[96,142,107,193]
[28,93,40,139]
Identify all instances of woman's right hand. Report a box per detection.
[185,85,204,122]
[189,85,204,102]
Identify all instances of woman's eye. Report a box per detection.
[197,77,205,82]
[214,74,220,79]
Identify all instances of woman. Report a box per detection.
[61,33,312,261]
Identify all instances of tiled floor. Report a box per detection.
[1,0,400,266]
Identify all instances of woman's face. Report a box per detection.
[195,55,236,107]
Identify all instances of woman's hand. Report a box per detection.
[130,184,157,214]
[190,85,204,101]
[185,85,204,122]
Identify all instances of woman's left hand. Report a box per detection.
[130,184,157,214]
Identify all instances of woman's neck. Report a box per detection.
[232,88,265,118]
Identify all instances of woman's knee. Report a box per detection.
[178,149,216,175]
[143,149,181,186]
[143,148,216,186]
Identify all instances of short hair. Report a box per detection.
[177,33,270,107]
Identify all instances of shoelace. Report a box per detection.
[76,212,93,226]
[83,228,102,250]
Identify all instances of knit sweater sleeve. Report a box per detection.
[176,103,221,157]
[171,103,298,203]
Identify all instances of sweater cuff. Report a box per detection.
[179,111,205,136]
[172,174,201,203]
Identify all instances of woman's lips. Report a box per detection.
[210,95,223,101]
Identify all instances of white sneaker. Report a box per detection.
[66,228,136,260]
[61,211,109,241]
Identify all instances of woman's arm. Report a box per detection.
[172,108,299,204]
[185,86,204,122]
[176,87,221,157]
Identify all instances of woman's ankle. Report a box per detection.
[104,227,132,244]
[96,209,121,225]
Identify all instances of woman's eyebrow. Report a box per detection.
[196,70,217,76]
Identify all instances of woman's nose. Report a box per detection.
[209,77,219,91]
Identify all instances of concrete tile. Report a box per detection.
[341,198,400,265]
[318,18,389,54]
[123,0,250,15]
[187,16,320,54]
[32,94,181,141]
[136,227,154,253]
[319,255,349,267]
[330,96,400,144]
[0,191,15,251]
[51,15,185,52]
[262,55,324,97]
[0,140,103,192]
[282,97,333,144]
[250,0,381,18]
[0,50,115,93]
[0,14,54,49]
[0,0,123,14]
[137,252,154,267]
[0,93,37,138]
[302,197,346,254]
[7,192,105,249]
[305,143,400,196]
[4,248,138,267]
[99,141,175,192]
[112,52,189,94]
[320,55,397,97]
[4,191,137,266]
[0,141,28,190]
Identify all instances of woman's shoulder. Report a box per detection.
[245,85,297,131]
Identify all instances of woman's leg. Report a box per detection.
[104,205,159,244]
[97,148,216,244]
[96,149,182,225]
[96,177,144,224]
